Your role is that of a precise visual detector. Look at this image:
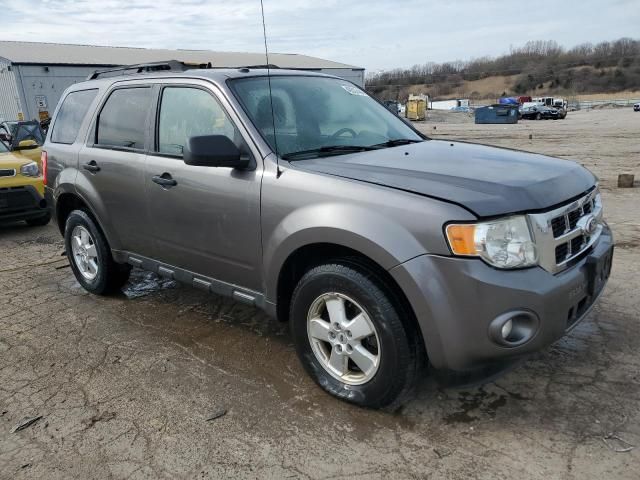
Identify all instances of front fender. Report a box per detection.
[263,202,427,302]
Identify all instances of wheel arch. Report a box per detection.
[54,191,117,249]
[273,242,426,359]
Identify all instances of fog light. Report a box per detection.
[489,310,539,347]
[501,319,513,339]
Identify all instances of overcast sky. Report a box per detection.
[1,0,638,71]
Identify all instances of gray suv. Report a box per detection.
[44,65,613,409]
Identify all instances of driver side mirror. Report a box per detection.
[183,135,250,169]
[0,133,11,142]
[16,139,38,150]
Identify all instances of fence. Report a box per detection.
[569,98,640,110]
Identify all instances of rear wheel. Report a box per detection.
[290,262,422,409]
[65,210,131,295]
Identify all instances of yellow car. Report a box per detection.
[0,139,50,226]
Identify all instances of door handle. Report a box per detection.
[83,161,100,173]
[152,173,177,188]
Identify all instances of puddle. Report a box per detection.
[121,269,178,299]
[443,388,512,424]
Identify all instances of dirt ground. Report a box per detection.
[1,109,639,479]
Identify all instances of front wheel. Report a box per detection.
[65,210,131,295]
[289,263,422,409]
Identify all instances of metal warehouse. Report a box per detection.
[0,40,365,123]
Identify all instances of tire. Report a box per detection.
[26,212,51,226]
[64,209,131,295]
[289,262,422,410]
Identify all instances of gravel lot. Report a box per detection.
[1,108,639,479]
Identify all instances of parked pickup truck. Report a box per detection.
[44,65,613,409]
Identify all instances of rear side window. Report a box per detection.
[51,89,98,144]
[96,87,152,150]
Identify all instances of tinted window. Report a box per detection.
[157,87,237,156]
[51,89,98,144]
[97,88,152,149]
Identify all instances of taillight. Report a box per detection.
[41,151,48,185]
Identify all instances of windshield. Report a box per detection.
[0,139,8,153]
[229,76,423,159]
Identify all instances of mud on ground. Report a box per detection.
[1,108,639,479]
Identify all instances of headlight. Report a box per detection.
[20,161,40,177]
[445,216,538,269]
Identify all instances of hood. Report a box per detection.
[289,140,596,217]
[0,150,39,172]
[0,148,42,169]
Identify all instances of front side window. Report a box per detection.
[230,76,423,159]
[51,89,98,144]
[157,87,237,156]
[96,87,152,149]
[157,87,239,156]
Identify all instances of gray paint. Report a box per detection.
[44,68,610,372]
[390,226,613,369]
[292,140,596,217]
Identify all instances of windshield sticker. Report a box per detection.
[341,85,367,96]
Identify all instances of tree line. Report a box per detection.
[366,38,640,99]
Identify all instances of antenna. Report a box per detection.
[259,0,281,175]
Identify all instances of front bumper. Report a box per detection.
[0,184,49,222]
[390,224,614,371]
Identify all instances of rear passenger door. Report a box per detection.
[77,85,154,255]
[145,83,263,291]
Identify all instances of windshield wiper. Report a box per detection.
[281,145,378,160]
[372,138,423,148]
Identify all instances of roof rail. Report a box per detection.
[237,64,280,70]
[87,60,212,80]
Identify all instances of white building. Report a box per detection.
[0,41,365,122]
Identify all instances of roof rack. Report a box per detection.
[237,64,280,70]
[88,60,212,80]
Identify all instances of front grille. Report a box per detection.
[570,235,585,254]
[567,209,582,230]
[0,186,37,212]
[528,188,603,274]
[0,168,16,177]
[555,243,569,263]
[551,216,566,237]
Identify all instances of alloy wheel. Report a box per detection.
[306,292,381,385]
[70,225,99,281]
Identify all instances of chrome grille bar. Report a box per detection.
[528,188,603,274]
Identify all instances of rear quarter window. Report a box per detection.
[51,89,98,144]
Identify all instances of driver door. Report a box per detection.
[145,83,263,291]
